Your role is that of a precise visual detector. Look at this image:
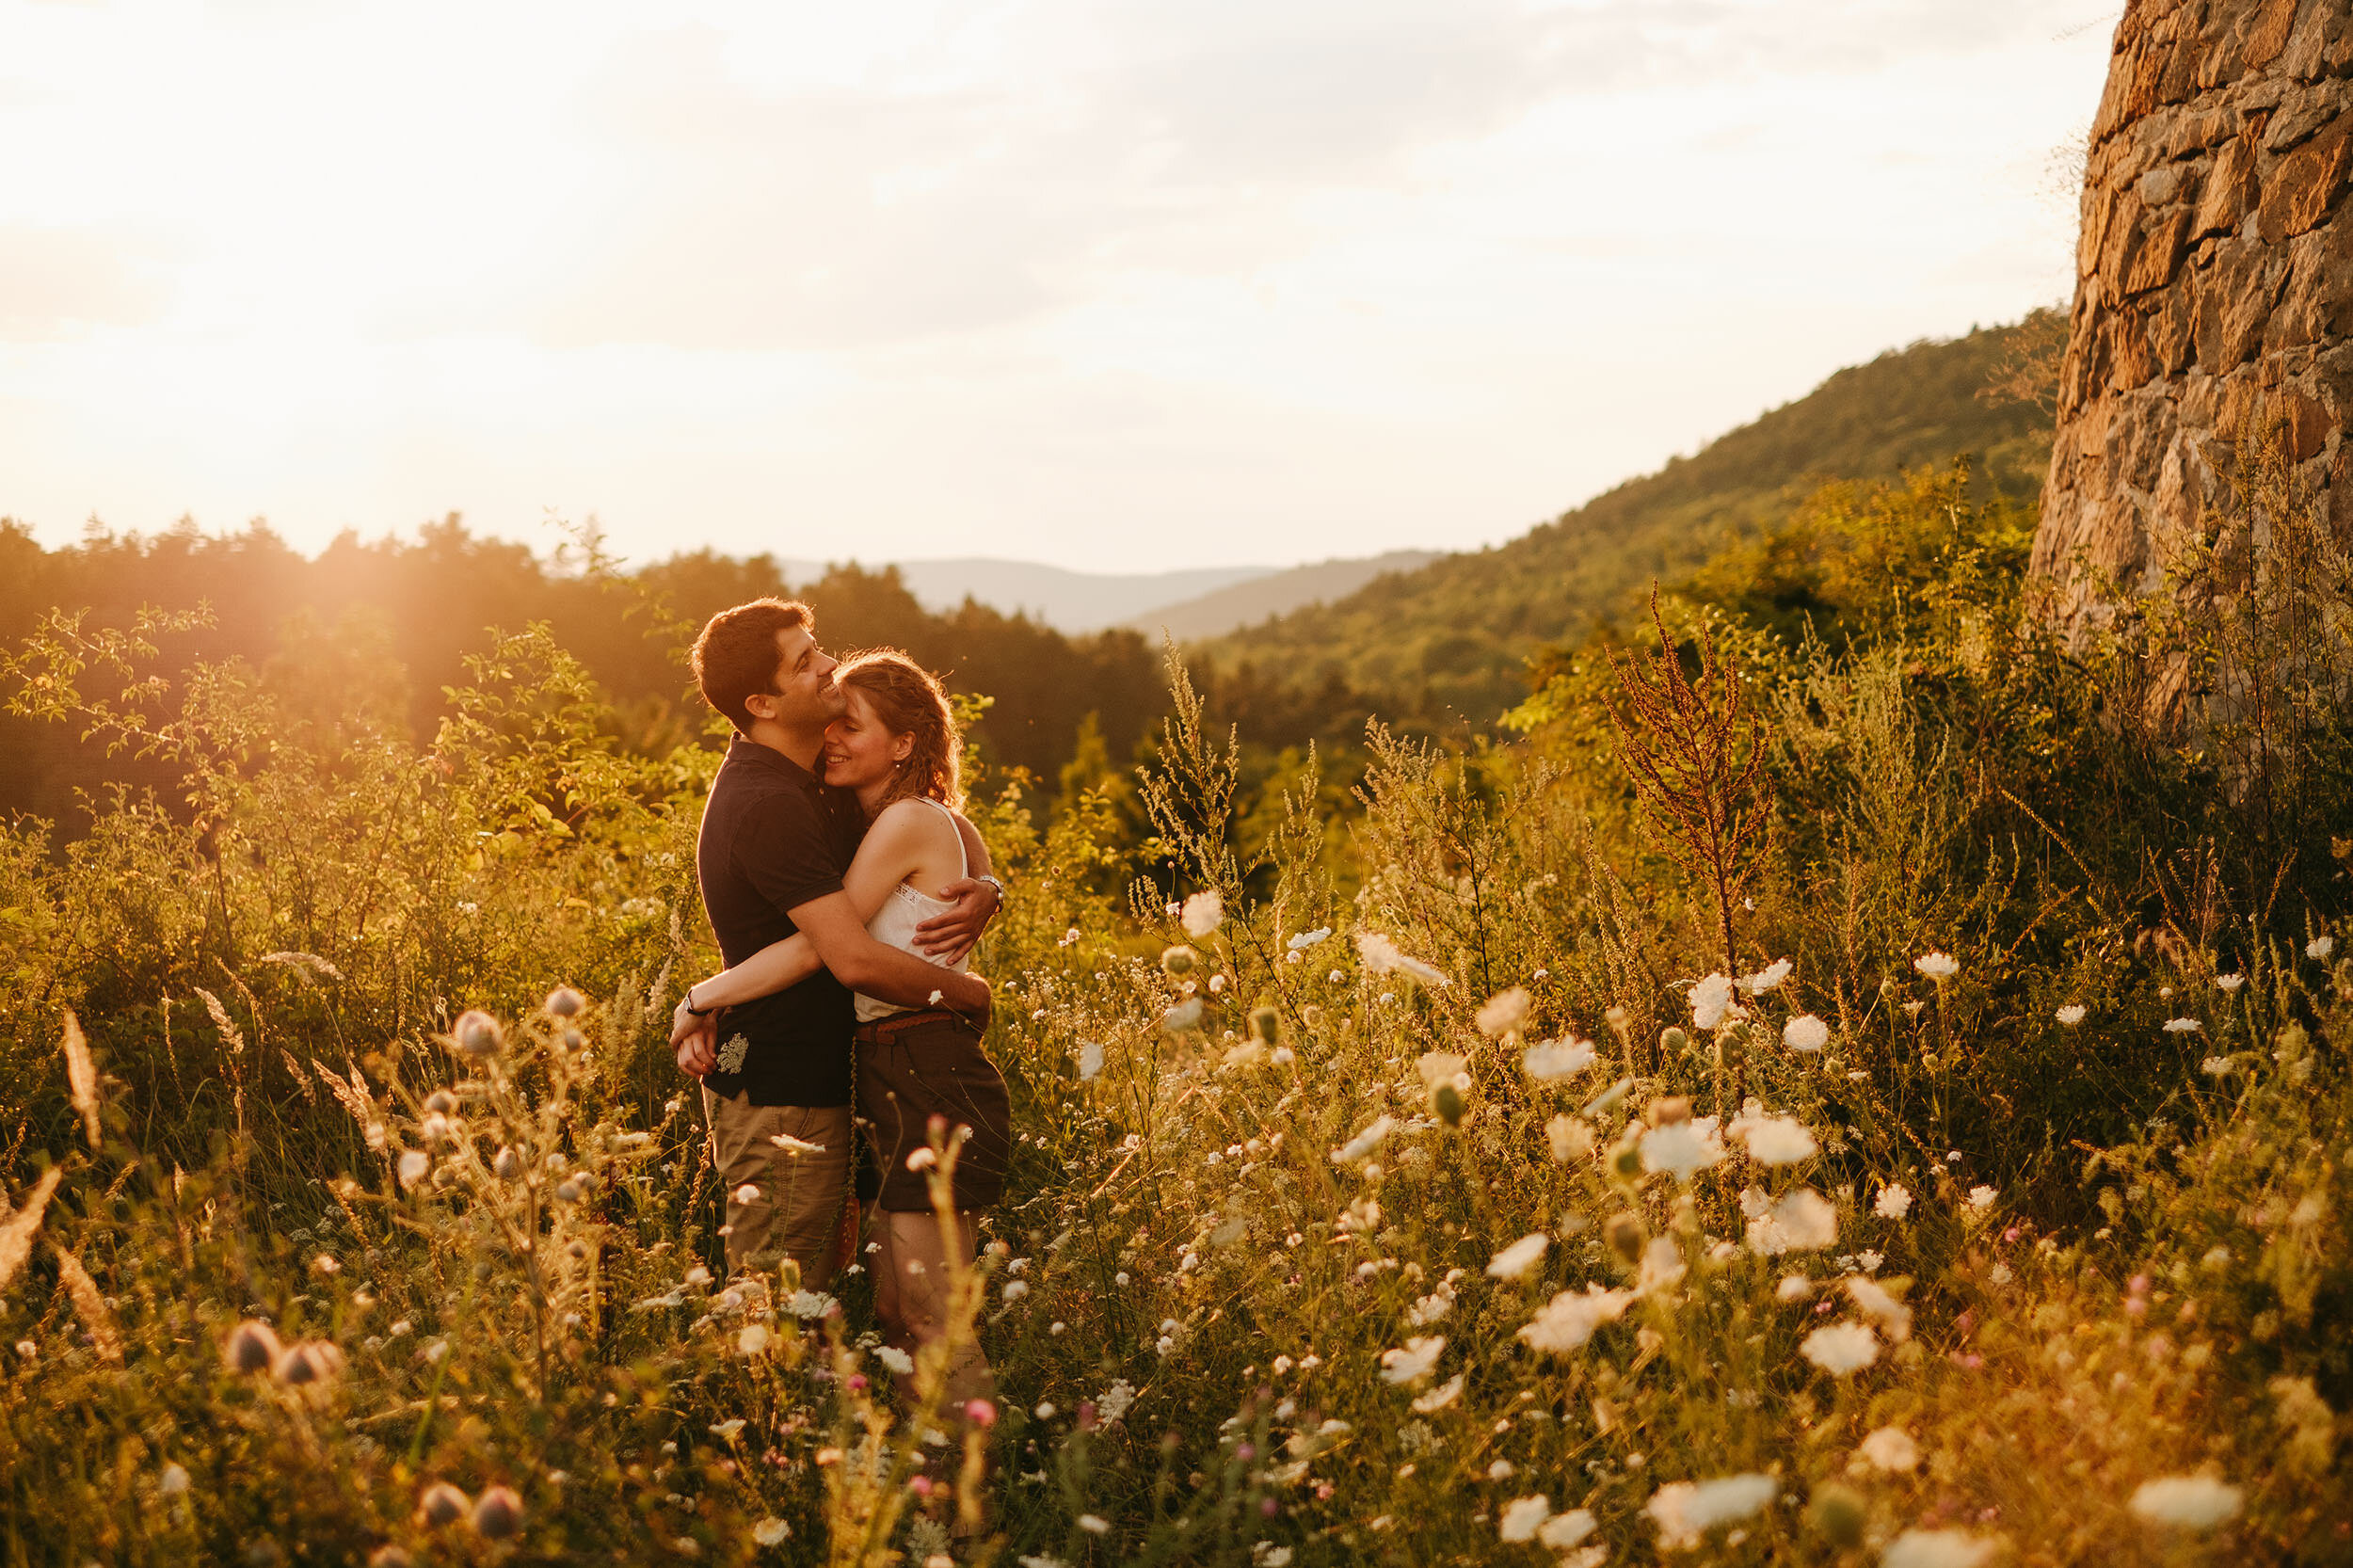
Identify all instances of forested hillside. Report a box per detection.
[1203,313,2060,722]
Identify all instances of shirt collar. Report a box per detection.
[726,734,823,789]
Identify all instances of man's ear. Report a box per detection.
[744,690,780,723]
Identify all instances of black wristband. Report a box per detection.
[684,986,716,1017]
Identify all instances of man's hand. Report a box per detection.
[913,877,1000,961]
[672,997,718,1078]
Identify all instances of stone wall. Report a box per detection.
[2033,0,2353,628]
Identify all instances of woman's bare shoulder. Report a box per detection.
[871,797,960,849]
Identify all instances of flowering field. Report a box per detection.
[2,461,2350,1566]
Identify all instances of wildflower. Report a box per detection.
[1846,1275,1913,1341]
[1160,944,1200,977]
[225,1320,281,1374]
[1874,1184,1912,1220]
[1096,1380,1136,1421]
[2128,1475,2242,1528]
[1332,1116,1393,1163]
[1638,1236,1688,1294]
[2201,1056,2233,1077]
[1801,1321,1880,1375]
[2306,936,2334,960]
[1689,973,1739,1030]
[1913,952,1959,982]
[1517,1285,1636,1353]
[1881,1529,1996,1568]
[1003,1280,1029,1301]
[472,1486,524,1539]
[1746,1188,1837,1255]
[1541,1509,1597,1549]
[1162,999,1205,1034]
[419,1482,471,1526]
[1078,1514,1110,1535]
[450,1010,503,1057]
[753,1518,791,1545]
[1180,890,1224,937]
[1356,932,1449,987]
[738,1323,771,1355]
[1286,927,1332,952]
[1777,1273,1813,1302]
[544,986,584,1018]
[1486,1234,1548,1281]
[1059,926,1080,948]
[1734,1112,1818,1166]
[1740,958,1793,994]
[1379,1336,1446,1385]
[159,1463,189,1496]
[1523,1037,1596,1079]
[396,1150,430,1190]
[1857,1425,1920,1472]
[1487,1460,1516,1480]
[2055,1003,2087,1025]
[1646,1473,1775,1551]
[1967,1185,1996,1212]
[1783,1014,1830,1052]
[1546,1114,1595,1162]
[2162,1017,2201,1033]
[1641,1117,1725,1180]
[875,1346,913,1375]
[768,1130,827,1156]
[2217,972,2243,992]
[1476,987,1532,1038]
[1411,1373,1465,1413]
[1498,1496,1552,1543]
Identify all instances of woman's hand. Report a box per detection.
[913,877,1000,962]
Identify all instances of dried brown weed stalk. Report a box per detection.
[1606,588,1769,975]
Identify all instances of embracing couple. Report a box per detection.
[668,596,1010,1416]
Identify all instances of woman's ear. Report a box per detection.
[892,735,913,765]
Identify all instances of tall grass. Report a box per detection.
[2,448,2350,1565]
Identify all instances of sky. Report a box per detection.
[0,0,2118,575]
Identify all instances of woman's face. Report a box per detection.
[822,686,911,792]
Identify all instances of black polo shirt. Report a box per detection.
[695,736,868,1107]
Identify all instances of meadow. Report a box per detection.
[2,439,2349,1567]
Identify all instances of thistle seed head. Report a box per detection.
[225,1319,280,1374]
[472,1485,525,1539]
[451,1011,503,1057]
[418,1481,470,1527]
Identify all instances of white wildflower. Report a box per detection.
[1077,1042,1104,1081]
[1646,1473,1775,1551]
[2128,1475,2242,1529]
[1783,1014,1830,1052]
[1410,1373,1464,1413]
[1882,1529,1997,1568]
[1517,1285,1636,1354]
[1498,1496,1552,1544]
[1874,1184,1912,1220]
[1546,1114,1595,1163]
[1331,1116,1393,1164]
[1913,952,1959,981]
[1776,1272,1814,1302]
[2055,1003,2087,1025]
[1477,986,1533,1037]
[2201,1056,2233,1077]
[2306,936,2333,960]
[1735,1113,1818,1166]
[1740,958,1793,994]
[1355,932,1449,986]
[1287,927,1330,950]
[1638,1236,1687,1294]
[1641,1117,1725,1180]
[396,1149,429,1189]
[2162,1017,2201,1033]
[2216,973,2243,992]
[1800,1320,1880,1375]
[1379,1336,1445,1386]
[753,1518,791,1546]
[1966,1185,1996,1213]
[1485,1234,1548,1281]
[1077,1514,1110,1534]
[1747,1187,1838,1255]
[1179,890,1223,937]
[1689,972,1740,1030]
[738,1323,770,1355]
[1523,1037,1596,1079]
[1540,1509,1597,1549]
[1857,1426,1920,1473]
[1162,999,1204,1033]
[875,1346,914,1375]
[1846,1275,1913,1341]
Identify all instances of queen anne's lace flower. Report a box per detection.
[1747,1187,1837,1255]
[1476,987,1532,1037]
[1378,1336,1445,1385]
[1356,933,1448,986]
[1881,1529,1996,1568]
[1517,1286,1636,1353]
[1523,1037,1597,1079]
[1913,952,1960,981]
[1857,1426,1921,1472]
[1689,973,1740,1030]
[1485,1234,1548,1281]
[1641,1118,1725,1180]
[1800,1320,1880,1375]
[1783,1014,1830,1051]
[1645,1474,1774,1551]
[1497,1496,1552,1543]
[2128,1476,2243,1528]
[1179,890,1223,937]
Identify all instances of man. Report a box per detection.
[680,597,998,1282]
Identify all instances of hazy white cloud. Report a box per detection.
[0,0,2110,569]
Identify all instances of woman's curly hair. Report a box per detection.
[836,649,963,809]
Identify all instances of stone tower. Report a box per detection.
[2033,0,2353,629]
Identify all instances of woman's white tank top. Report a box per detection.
[853,797,972,1023]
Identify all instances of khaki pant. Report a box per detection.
[701,1088,854,1285]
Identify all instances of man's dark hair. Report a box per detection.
[692,599,813,735]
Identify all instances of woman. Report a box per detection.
[672,650,1010,1422]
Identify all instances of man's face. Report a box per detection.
[750,624,843,730]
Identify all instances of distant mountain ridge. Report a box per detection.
[1199,317,2058,722]
[780,557,1272,632]
[1125,551,1443,640]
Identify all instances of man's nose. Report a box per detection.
[815,651,839,679]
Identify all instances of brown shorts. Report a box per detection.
[855,1010,1012,1212]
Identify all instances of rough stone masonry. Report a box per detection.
[2034,0,2353,631]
